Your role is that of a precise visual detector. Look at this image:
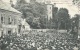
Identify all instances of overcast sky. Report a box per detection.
[2,0,16,4]
[2,0,79,17]
[2,0,72,4]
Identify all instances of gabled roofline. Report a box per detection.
[0,0,22,14]
[0,9,22,15]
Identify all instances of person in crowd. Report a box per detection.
[0,31,79,50]
[73,44,78,50]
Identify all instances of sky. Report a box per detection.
[2,0,79,17]
[2,0,16,4]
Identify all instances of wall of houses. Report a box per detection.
[0,9,21,35]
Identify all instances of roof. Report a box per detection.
[0,0,21,14]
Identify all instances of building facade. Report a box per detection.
[46,4,53,20]
[0,0,22,36]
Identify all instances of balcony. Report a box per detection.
[2,24,17,28]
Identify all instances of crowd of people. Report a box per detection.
[0,30,80,50]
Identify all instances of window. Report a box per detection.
[1,17,3,23]
[1,14,4,24]
[18,25,21,33]
[8,30,11,35]
[1,17,4,24]
[8,17,12,24]
[14,19,16,25]
[1,31,3,37]
[50,7,51,10]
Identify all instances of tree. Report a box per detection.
[71,14,79,29]
[52,7,58,29]
[52,7,58,19]
[73,0,80,5]
[73,0,80,9]
[55,8,71,29]
[39,16,47,29]
[70,14,80,39]
[14,0,47,29]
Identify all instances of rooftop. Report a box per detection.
[0,0,21,14]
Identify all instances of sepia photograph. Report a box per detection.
[0,0,80,50]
